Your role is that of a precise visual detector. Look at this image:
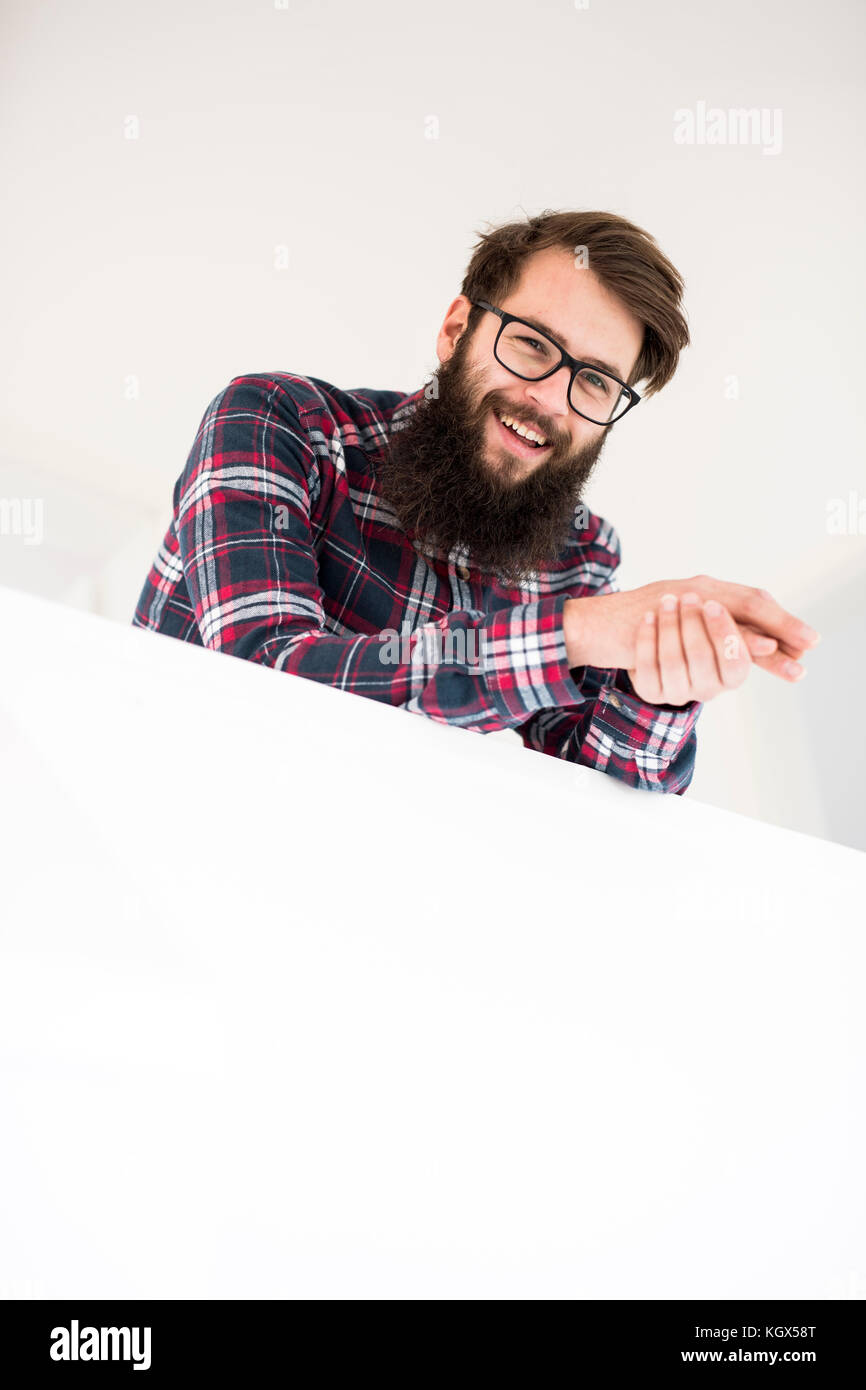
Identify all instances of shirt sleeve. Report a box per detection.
[174,375,591,734]
[516,528,703,794]
[520,665,701,794]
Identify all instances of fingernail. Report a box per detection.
[643,610,656,624]
[703,599,722,617]
[785,661,806,679]
[661,593,678,612]
[799,625,820,643]
[680,591,700,606]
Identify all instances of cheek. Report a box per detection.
[482,363,514,398]
[457,344,498,396]
[475,370,517,419]
[572,418,604,447]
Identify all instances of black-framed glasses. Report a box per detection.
[470,299,641,426]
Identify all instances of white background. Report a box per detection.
[1,0,864,848]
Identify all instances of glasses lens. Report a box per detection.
[496,321,561,379]
[570,367,631,424]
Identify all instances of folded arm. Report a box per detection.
[516,534,702,794]
[176,375,595,734]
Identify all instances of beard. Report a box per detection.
[378,327,610,586]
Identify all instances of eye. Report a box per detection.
[516,335,549,355]
[584,371,610,393]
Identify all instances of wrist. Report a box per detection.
[563,597,595,668]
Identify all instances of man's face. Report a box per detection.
[380,247,645,584]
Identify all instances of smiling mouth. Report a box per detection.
[492,408,553,459]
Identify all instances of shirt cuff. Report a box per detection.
[483,593,585,721]
[595,667,702,749]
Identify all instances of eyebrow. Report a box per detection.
[514,312,628,383]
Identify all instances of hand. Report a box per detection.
[626,592,756,706]
[564,575,820,685]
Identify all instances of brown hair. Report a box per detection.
[459,209,690,396]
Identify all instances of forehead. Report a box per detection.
[500,246,644,376]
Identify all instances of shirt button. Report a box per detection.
[607,692,621,709]
[456,564,471,580]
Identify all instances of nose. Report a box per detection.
[523,366,572,425]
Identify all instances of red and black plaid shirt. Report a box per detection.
[132,373,702,792]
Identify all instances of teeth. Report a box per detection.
[496,410,547,446]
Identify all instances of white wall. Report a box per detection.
[1,0,864,849]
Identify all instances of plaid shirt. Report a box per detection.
[132,373,702,793]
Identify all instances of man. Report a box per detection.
[132,209,819,794]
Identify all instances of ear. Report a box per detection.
[436,296,472,364]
